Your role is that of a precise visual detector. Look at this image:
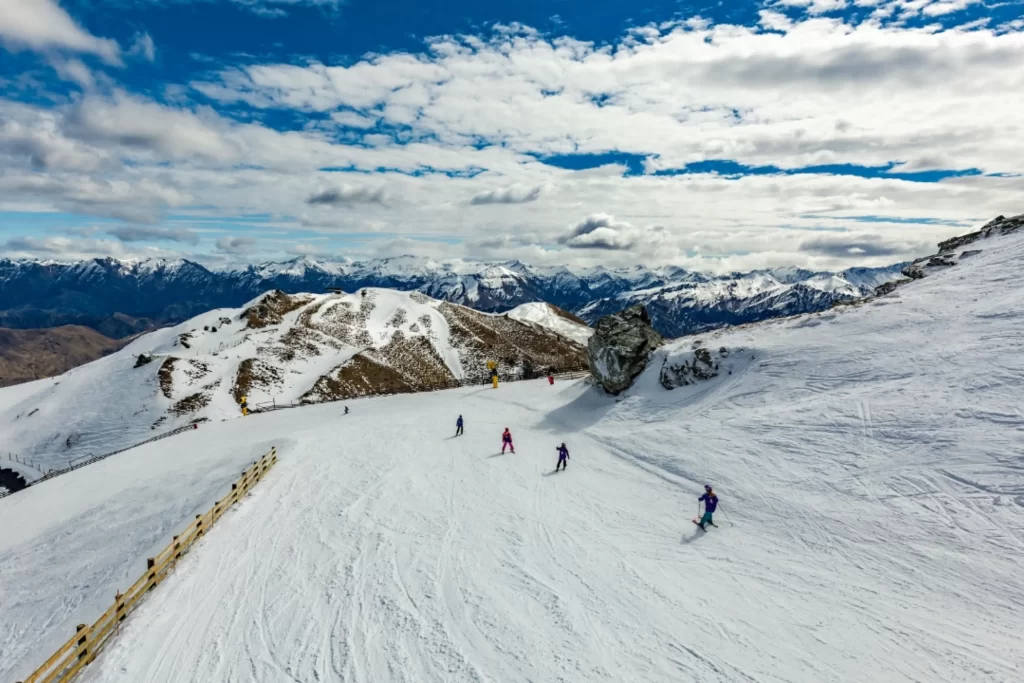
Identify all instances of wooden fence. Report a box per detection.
[0,423,203,501]
[18,447,279,683]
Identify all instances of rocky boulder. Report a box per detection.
[660,345,730,389]
[587,304,663,394]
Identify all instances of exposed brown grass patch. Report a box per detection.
[233,357,283,403]
[169,391,211,417]
[302,354,418,403]
[158,357,177,399]
[242,290,314,329]
[0,325,127,388]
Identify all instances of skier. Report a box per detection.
[344,406,349,415]
[548,372,554,385]
[555,442,569,471]
[501,428,515,454]
[696,484,718,530]
[455,415,464,437]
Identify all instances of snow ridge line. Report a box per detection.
[0,424,203,500]
[16,447,279,683]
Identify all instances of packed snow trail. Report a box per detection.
[77,383,773,683]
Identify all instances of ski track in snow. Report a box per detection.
[5,232,1024,682]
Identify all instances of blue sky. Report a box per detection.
[0,0,1022,272]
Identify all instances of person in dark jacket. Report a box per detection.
[697,484,719,530]
[555,443,569,471]
[455,415,464,437]
[501,428,515,454]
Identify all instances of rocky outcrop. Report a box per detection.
[587,304,663,394]
[900,214,1024,282]
[660,345,729,389]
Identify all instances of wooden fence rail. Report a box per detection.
[18,447,279,683]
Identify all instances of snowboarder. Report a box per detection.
[555,443,569,471]
[696,484,719,530]
[455,415,464,437]
[344,406,349,415]
[501,428,515,454]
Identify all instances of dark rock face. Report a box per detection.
[587,304,664,394]
[134,353,154,368]
[660,345,729,389]
[895,213,1024,288]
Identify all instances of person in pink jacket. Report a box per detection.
[501,428,515,454]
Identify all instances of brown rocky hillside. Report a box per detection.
[0,326,128,388]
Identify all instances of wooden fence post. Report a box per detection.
[76,623,88,661]
[115,591,127,627]
[146,558,157,590]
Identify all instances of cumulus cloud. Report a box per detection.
[470,184,544,205]
[559,213,666,251]
[306,184,388,207]
[0,0,121,64]
[216,236,257,254]
[107,225,199,245]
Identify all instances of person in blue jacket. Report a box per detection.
[455,415,464,437]
[697,484,719,530]
[555,442,569,471]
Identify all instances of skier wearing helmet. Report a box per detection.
[697,484,719,530]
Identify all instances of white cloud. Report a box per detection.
[330,111,377,128]
[49,57,94,89]
[127,32,156,62]
[559,213,667,251]
[1,15,1023,271]
[0,0,121,64]
[216,236,257,254]
[759,11,795,31]
[470,184,544,205]
[188,19,1024,178]
[306,184,389,207]
[775,0,849,14]
[107,225,199,244]
[920,0,982,16]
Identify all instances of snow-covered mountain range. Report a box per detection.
[0,256,904,339]
[0,291,588,470]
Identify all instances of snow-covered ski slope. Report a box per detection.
[4,230,1024,682]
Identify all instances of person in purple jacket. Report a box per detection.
[697,484,719,530]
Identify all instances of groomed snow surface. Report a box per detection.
[3,232,1023,682]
